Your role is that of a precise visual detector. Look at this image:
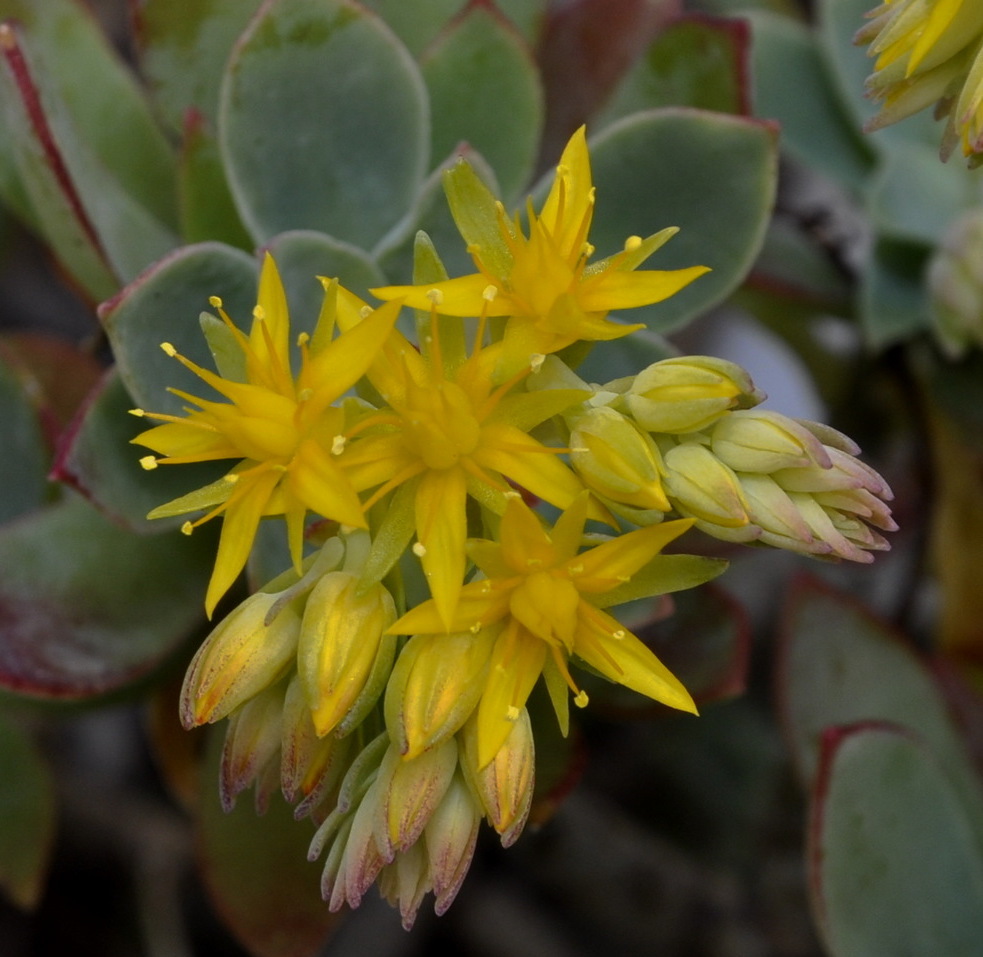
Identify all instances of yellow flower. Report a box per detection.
[336,300,604,629]
[372,126,709,376]
[391,493,703,767]
[131,254,400,615]
[857,0,983,161]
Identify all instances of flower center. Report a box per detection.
[399,380,482,470]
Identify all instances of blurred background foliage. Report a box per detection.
[0,0,980,954]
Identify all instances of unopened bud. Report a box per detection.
[569,406,670,511]
[627,356,764,434]
[662,442,749,527]
[425,770,482,916]
[219,680,285,813]
[928,208,983,357]
[711,409,831,473]
[298,572,396,737]
[180,590,302,728]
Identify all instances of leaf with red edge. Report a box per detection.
[777,576,974,791]
[0,349,50,524]
[809,722,983,956]
[197,728,342,957]
[0,495,212,699]
[598,14,751,127]
[51,367,225,534]
[537,0,681,158]
[0,334,103,439]
[0,711,56,909]
[581,583,750,716]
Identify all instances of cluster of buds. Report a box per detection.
[563,356,895,562]
[855,0,983,164]
[141,127,895,926]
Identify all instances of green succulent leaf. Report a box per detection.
[101,242,259,416]
[811,723,983,957]
[52,369,224,534]
[585,109,778,334]
[133,0,264,135]
[747,11,873,190]
[178,113,253,249]
[0,353,49,524]
[197,727,341,957]
[219,0,429,250]
[0,712,56,910]
[264,230,386,323]
[599,14,750,125]
[778,578,979,805]
[859,237,931,349]
[0,495,212,699]
[421,2,543,201]
[359,0,463,56]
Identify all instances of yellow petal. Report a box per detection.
[372,274,513,318]
[415,467,469,629]
[286,438,366,528]
[578,265,710,312]
[252,252,291,373]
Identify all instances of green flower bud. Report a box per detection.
[626,356,764,434]
[180,590,302,728]
[569,406,671,511]
[425,771,482,916]
[711,409,831,473]
[662,442,750,527]
[298,572,396,737]
[384,631,494,759]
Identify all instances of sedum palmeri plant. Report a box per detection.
[142,128,894,927]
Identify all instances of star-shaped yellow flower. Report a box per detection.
[131,254,400,615]
[335,298,602,629]
[372,126,709,377]
[390,493,703,767]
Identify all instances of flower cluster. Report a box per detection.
[856,0,983,164]
[134,128,894,926]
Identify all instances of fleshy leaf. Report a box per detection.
[0,351,49,523]
[196,727,341,957]
[264,230,385,328]
[0,17,177,293]
[599,14,750,124]
[133,0,263,135]
[359,0,463,56]
[178,111,253,248]
[778,577,978,797]
[858,237,931,350]
[585,110,777,334]
[219,0,429,250]
[866,141,980,246]
[0,712,56,909]
[421,2,543,200]
[101,242,259,416]
[0,495,213,698]
[810,723,983,957]
[51,368,225,533]
[746,11,873,190]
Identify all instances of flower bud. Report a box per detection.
[569,406,671,511]
[180,590,302,728]
[928,208,983,357]
[384,630,494,759]
[711,409,831,473]
[626,356,764,434]
[738,473,827,555]
[219,680,286,812]
[662,442,750,527]
[461,708,535,847]
[298,572,396,737]
[378,841,431,931]
[374,740,459,857]
[425,770,481,916]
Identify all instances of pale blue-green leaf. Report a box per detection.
[422,3,543,200]
[585,110,778,334]
[746,11,873,189]
[101,242,259,415]
[812,725,983,957]
[52,369,225,534]
[0,494,212,698]
[219,0,429,250]
[859,238,930,349]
